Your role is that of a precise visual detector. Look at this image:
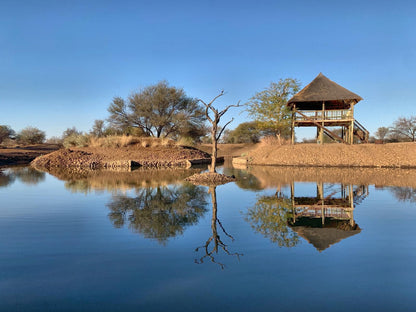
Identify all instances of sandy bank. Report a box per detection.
[243,142,416,168]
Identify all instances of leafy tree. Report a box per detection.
[246,78,301,140]
[224,121,261,143]
[90,119,105,138]
[0,125,15,143]
[107,81,206,139]
[16,127,46,144]
[375,126,389,141]
[391,116,416,142]
[62,127,82,140]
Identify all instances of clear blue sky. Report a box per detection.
[1,0,415,139]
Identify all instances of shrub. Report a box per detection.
[63,133,90,148]
[176,136,195,147]
[16,127,46,145]
[0,125,15,143]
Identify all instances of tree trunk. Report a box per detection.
[210,127,217,173]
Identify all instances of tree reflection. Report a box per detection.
[195,186,243,269]
[388,186,416,203]
[246,191,300,248]
[9,167,46,185]
[107,184,208,244]
[0,167,45,187]
[0,169,15,187]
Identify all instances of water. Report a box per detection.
[0,165,416,311]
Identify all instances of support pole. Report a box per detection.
[291,108,295,145]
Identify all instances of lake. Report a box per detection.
[1,165,416,311]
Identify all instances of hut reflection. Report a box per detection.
[288,182,366,251]
[195,186,242,269]
[247,181,367,251]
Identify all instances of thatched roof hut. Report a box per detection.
[287,73,362,110]
[290,219,361,252]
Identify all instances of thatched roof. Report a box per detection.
[291,223,361,252]
[287,73,362,110]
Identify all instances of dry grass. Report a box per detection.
[88,135,178,149]
[89,135,142,148]
[176,137,195,147]
[260,135,291,146]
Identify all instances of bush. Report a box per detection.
[0,125,15,143]
[17,127,46,145]
[63,133,90,148]
[176,136,195,147]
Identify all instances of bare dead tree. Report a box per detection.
[195,186,243,269]
[198,91,241,173]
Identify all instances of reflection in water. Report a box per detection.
[247,182,366,251]
[40,167,204,193]
[387,186,416,203]
[107,184,208,244]
[0,167,45,187]
[288,183,363,251]
[195,186,242,269]
[246,192,300,248]
[0,170,15,187]
[222,167,263,191]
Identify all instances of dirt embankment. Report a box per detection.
[243,142,416,168]
[31,144,211,170]
[0,144,61,167]
[197,143,256,157]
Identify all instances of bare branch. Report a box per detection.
[218,101,241,118]
[216,118,234,141]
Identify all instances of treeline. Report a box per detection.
[11,78,414,147]
[54,78,301,147]
[0,126,46,145]
[373,117,416,142]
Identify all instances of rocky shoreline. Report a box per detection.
[30,146,220,170]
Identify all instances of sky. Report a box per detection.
[0,0,415,139]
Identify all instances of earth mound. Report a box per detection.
[31,144,211,170]
[185,172,236,186]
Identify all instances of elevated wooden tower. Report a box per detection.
[288,73,369,144]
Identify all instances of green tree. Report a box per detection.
[107,81,207,139]
[246,78,301,140]
[16,127,46,144]
[391,116,416,142]
[223,121,261,143]
[0,125,15,143]
[90,119,105,138]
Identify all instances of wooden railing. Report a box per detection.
[295,110,353,121]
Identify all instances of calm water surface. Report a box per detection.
[0,165,416,311]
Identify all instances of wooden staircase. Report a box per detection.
[353,120,369,143]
